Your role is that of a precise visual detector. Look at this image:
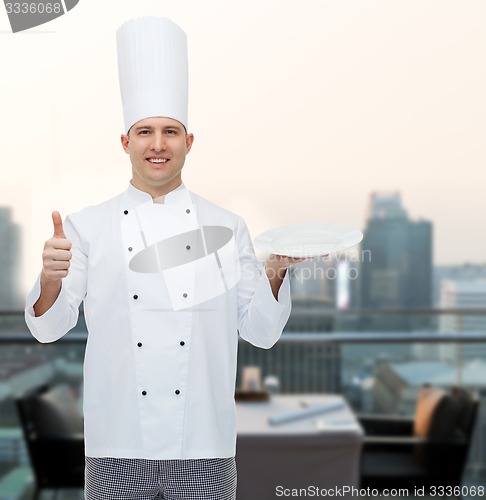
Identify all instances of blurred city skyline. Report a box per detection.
[1,0,485,294]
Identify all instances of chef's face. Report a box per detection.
[121,116,194,197]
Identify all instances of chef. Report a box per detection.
[25,16,300,500]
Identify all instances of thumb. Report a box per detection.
[52,211,66,239]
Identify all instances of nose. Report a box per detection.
[151,131,166,152]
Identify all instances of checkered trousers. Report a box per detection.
[84,456,236,500]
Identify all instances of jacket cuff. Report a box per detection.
[24,273,70,343]
[254,269,291,319]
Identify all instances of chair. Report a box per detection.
[16,384,85,499]
[359,385,479,493]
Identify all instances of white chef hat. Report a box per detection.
[116,16,188,134]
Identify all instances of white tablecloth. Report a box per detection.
[236,394,363,499]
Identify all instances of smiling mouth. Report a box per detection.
[147,158,169,164]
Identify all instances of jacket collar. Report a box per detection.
[126,181,187,205]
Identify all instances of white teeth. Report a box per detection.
[148,158,167,163]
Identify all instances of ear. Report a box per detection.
[121,134,130,154]
[185,133,194,154]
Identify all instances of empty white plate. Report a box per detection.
[254,223,363,258]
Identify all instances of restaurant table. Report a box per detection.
[236,394,363,499]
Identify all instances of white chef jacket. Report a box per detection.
[25,182,291,460]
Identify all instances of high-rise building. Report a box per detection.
[439,279,486,362]
[0,207,22,311]
[412,265,486,362]
[434,264,486,306]
[359,192,432,330]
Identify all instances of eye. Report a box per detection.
[139,130,150,135]
[166,129,177,135]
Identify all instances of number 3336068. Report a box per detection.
[5,3,62,14]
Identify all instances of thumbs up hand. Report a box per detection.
[41,211,73,282]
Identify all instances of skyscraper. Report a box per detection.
[439,279,486,362]
[360,192,432,329]
[0,207,22,311]
[433,264,486,306]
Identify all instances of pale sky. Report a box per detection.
[0,0,485,294]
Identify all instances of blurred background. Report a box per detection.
[1,0,485,498]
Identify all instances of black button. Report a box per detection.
[128,247,133,252]
[124,210,128,215]
[133,294,138,300]
[142,390,147,396]
[137,342,142,347]
[186,245,191,250]
[186,209,191,214]
[175,390,180,395]
[183,293,188,298]
[180,341,185,346]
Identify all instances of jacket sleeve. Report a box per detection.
[24,215,88,343]
[235,216,291,349]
